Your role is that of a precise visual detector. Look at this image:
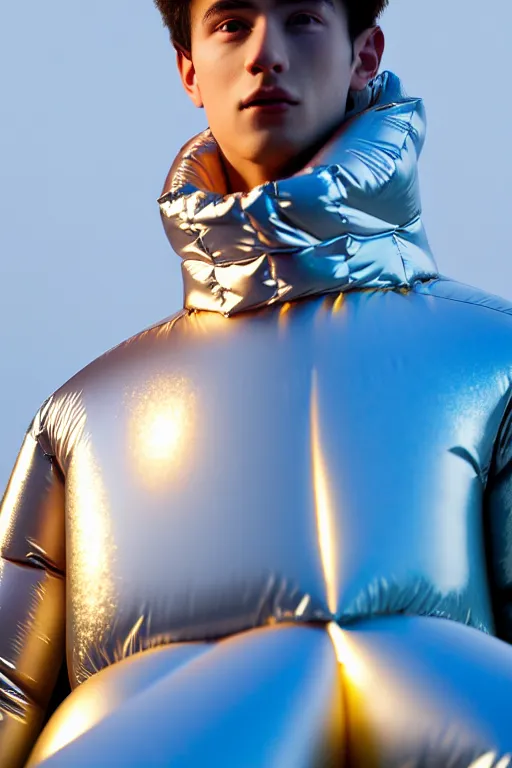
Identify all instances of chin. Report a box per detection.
[248,139,299,171]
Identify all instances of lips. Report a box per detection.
[247,98,290,106]
[242,88,299,109]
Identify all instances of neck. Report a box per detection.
[219,115,348,194]
[219,153,271,194]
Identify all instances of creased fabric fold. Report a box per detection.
[158,71,438,315]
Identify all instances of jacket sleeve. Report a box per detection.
[485,392,512,644]
[0,415,66,768]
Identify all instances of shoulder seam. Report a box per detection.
[420,288,512,322]
[139,308,188,336]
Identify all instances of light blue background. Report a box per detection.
[1,0,510,487]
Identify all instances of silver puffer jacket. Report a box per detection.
[2,72,512,766]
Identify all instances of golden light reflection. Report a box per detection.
[144,406,182,460]
[128,376,196,490]
[67,440,116,677]
[27,684,108,765]
[310,370,337,615]
[327,622,368,687]
[278,301,292,335]
[0,435,36,546]
[332,293,345,314]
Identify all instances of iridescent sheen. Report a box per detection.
[2,72,512,767]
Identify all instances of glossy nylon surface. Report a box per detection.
[2,72,512,766]
[158,73,438,316]
[27,620,512,768]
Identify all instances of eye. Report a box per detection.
[288,12,322,26]
[216,18,249,35]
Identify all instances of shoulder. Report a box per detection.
[32,309,188,462]
[62,309,188,387]
[414,277,512,325]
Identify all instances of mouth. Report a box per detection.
[243,98,297,120]
[241,90,299,112]
[244,100,295,113]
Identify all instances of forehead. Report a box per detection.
[191,0,340,24]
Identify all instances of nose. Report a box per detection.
[244,18,289,76]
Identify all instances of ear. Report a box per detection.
[176,48,204,108]
[350,26,385,91]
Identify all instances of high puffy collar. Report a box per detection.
[158,72,438,316]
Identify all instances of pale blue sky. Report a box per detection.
[1,1,511,487]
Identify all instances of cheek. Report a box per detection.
[194,71,238,140]
[309,51,353,107]
[195,58,238,113]
[292,39,350,92]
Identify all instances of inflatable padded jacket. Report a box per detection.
[2,72,512,766]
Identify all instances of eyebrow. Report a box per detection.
[202,0,335,25]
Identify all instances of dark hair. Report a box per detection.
[154,0,388,55]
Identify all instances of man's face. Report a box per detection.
[179,0,382,189]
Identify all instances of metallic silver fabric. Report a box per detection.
[25,620,512,768]
[3,71,512,766]
[158,72,438,316]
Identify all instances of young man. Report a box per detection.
[2,0,512,766]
